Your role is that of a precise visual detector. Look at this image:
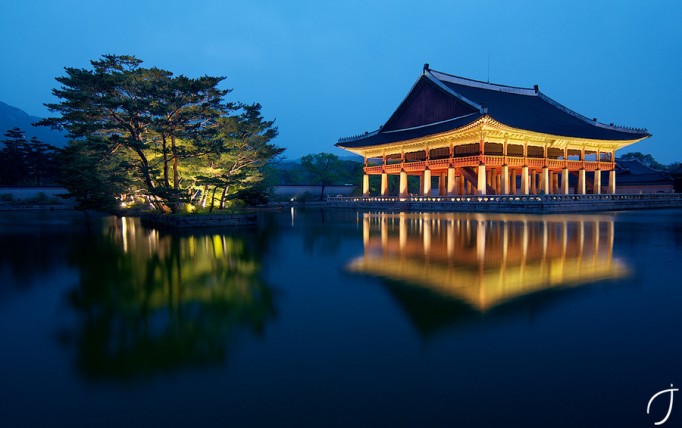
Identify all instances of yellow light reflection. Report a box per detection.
[348,212,629,311]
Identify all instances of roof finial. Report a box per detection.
[534,84,539,93]
[423,63,430,72]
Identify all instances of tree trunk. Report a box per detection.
[319,183,326,201]
[133,146,170,213]
[209,186,219,213]
[219,185,229,209]
[171,135,179,190]
[200,184,208,208]
[162,135,169,188]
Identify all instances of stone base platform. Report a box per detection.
[327,194,682,214]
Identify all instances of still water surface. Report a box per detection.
[0,208,681,427]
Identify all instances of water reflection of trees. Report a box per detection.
[288,208,361,255]
[0,211,92,292]
[64,217,277,380]
[349,212,630,336]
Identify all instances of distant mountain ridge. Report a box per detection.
[0,101,67,147]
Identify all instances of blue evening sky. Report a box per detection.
[1,0,680,161]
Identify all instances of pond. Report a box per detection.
[0,208,681,427]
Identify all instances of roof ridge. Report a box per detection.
[423,71,486,113]
[428,68,537,95]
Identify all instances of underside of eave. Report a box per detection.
[337,120,650,158]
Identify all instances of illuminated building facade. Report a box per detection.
[336,66,650,197]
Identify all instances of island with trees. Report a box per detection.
[36,54,283,217]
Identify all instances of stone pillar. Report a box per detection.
[561,168,570,195]
[541,166,549,195]
[521,166,529,195]
[447,167,456,196]
[399,170,408,198]
[363,174,369,197]
[577,169,586,195]
[608,170,617,194]
[477,163,487,195]
[423,168,432,196]
[381,173,388,196]
[594,169,602,194]
[511,169,517,195]
[501,164,510,195]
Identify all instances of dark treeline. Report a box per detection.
[619,152,680,171]
[0,127,61,186]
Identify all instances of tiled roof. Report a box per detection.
[337,67,649,149]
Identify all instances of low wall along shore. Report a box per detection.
[327,193,682,214]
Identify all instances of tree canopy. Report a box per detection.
[300,153,341,200]
[38,54,283,212]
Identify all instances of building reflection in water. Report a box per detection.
[63,216,277,381]
[349,212,629,311]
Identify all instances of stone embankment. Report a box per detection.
[327,194,682,214]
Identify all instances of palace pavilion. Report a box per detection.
[336,65,650,198]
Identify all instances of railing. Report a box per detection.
[384,164,402,174]
[451,156,481,167]
[566,160,583,170]
[483,155,503,165]
[546,159,564,169]
[506,157,525,167]
[403,161,427,172]
[428,158,450,169]
[526,158,545,168]
[362,157,615,174]
[364,165,383,174]
[328,193,682,204]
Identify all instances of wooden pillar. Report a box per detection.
[501,164,510,195]
[594,169,602,194]
[530,171,537,195]
[459,174,466,195]
[541,167,549,194]
[521,166,529,195]
[447,167,456,196]
[363,173,369,197]
[381,173,388,196]
[477,164,487,195]
[399,170,408,198]
[438,174,446,196]
[561,168,569,194]
[423,168,431,196]
[578,169,586,195]
[609,170,616,194]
